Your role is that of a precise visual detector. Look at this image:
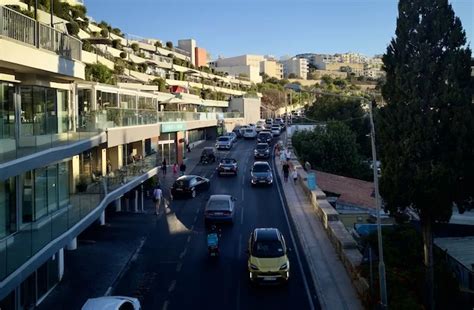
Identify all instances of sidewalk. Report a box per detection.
[37,140,213,310]
[275,155,363,310]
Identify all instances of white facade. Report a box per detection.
[213,65,262,83]
[280,57,309,80]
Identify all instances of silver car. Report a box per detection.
[215,136,233,150]
[204,194,236,224]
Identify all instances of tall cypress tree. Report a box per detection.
[378,0,473,308]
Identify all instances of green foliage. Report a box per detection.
[379,0,473,220]
[119,52,127,59]
[149,78,167,92]
[305,95,371,158]
[111,28,122,36]
[154,41,163,48]
[165,41,173,49]
[85,63,115,84]
[288,73,297,79]
[82,40,93,52]
[100,28,109,38]
[66,22,79,36]
[131,43,139,52]
[292,121,370,180]
[112,39,122,49]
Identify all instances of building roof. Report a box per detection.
[315,170,375,210]
[434,237,474,271]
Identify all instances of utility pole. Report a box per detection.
[368,99,388,308]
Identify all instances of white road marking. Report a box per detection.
[240,207,244,225]
[241,187,244,200]
[193,215,197,223]
[186,235,192,243]
[190,224,194,230]
[273,158,316,310]
[162,300,169,310]
[168,280,176,292]
[176,262,182,272]
[195,208,200,215]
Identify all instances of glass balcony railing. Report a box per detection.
[0,5,82,60]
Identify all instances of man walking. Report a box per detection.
[153,185,163,215]
[161,158,167,175]
[282,162,290,183]
[179,162,186,176]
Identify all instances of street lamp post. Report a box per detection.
[368,99,388,308]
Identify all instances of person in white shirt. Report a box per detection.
[292,168,298,183]
[153,186,163,215]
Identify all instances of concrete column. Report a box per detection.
[115,197,122,212]
[134,190,138,212]
[99,211,105,226]
[140,185,144,212]
[101,148,107,176]
[58,248,64,281]
[71,155,80,194]
[176,131,185,164]
[67,237,77,251]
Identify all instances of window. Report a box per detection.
[97,90,118,110]
[120,94,137,109]
[0,177,16,238]
[0,82,15,140]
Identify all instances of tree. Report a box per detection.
[288,73,297,79]
[154,41,162,48]
[165,41,173,49]
[261,89,285,111]
[378,0,473,308]
[85,63,115,84]
[130,43,139,53]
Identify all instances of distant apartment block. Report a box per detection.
[178,39,196,65]
[280,57,309,79]
[210,55,264,83]
[260,57,283,79]
[195,47,208,68]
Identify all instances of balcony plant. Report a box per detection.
[165,41,173,49]
[66,22,80,36]
[100,28,109,38]
[112,39,122,49]
[131,43,140,53]
[76,176,89,193]
[119,52,127,59]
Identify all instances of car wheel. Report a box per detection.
[191,190,196,198]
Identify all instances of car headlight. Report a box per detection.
[265,150,269,153]
[254,150,258,154]
[279,263,288,270]
[250,263,259,270]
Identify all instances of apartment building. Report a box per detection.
[210,55,263,83]
[306,53,385,79]
[280,57,309,79]
[260,58,283,79]
[0,4,255,309]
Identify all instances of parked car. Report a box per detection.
[257,132,273,144]
[250,161,273,186]
[271,125,281,136]
[217,158,238,176]
[200,147,216,163]
[171,175,210,198]
[247,228,290,284]
[215,136,233,150]
[265,118,273,125]
[233,126,243,138]
[224,132,237,143]
[204,194,236,224]
[255,124,265,132]
[254,143,271,159]
[243,128,257,139]
[239,125,250,136]
[274,118,283,125]
[82,296,141,310]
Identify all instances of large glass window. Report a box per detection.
[120,94,137,109]
[58,162,70,207]
[20,86,34,137]
[0,83,15,140]
[57,90,69,134]
[0,177,16,238]
[96,90,117,110]
[34,167,48,220]
[45,88,57,134]
[33,87,46,135]
[138,96,155,110]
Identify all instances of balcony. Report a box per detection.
[0,5,84,79]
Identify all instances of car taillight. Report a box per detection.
[223,211,231,215]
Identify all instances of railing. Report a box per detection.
[0,5,82,60]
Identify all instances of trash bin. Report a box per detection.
[307,172,316,190]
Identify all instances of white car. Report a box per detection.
[215,136,233,149]
[255,124,265,132]
[82,296,141,310]
[243,128,257,139]
[271,125,281,136]
[224,132,237,143]
[239,125,250,135]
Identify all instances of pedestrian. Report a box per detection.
[285,149,291,162]
[304,161,312,171]
[152,185,162,215]
[186,138,191,153]
[291,168,298,183]
[173,162,178,175]
[283,162,290,183]
[106,159,112,175]
[180,162,186,176]
[279,149,286,163]
[161,158,167,175]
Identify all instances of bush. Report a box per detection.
[165,41,173,49]
[85,63,115,84]
[112,39,122,49]
[131,43,139,52]
[100,28,109,38]
[82,40,93,52]
[66,22,80,36]
[154,41,163,48]
[111,27,122,36]
[114,64,125,75]
[119,52,127,59]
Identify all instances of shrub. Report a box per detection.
[114,64,125,75]
[154,41,162,48]
[112,39,122,49]
[165,41,173,49]
[100,28,109,38]
[66,22,80,36]
[111,28,122,36]
[131,43,139,52]
[85,63,115,84]
[119,52,127,59]
[82,40,93,52]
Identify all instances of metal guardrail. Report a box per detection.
[0,5,82,60]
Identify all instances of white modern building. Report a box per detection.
[280,57,309,79]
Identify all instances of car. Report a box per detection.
[238,125,250,136]
[247,228,290,284]
[248,123,256,128]
[224,132,237,143]
[250,161,273,186]
[82,296,141,310]
[256,120,265,127]
[255,124,265,132]
[243,128,257,139]
[257,132,273,144]
[265,118,273,125]
[171,175,210,198]
[200,147,216,163]
[204,194,236,224]
[274,118,283,125]
[233,126,243,138]
[215,136,233,150]
[271,125,281,136]
[217,158,238,176]
[254,143,271,159]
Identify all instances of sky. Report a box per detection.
[85,0,473,60]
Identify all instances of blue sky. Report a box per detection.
[85,0,473,59]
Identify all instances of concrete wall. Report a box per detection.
[228,98,261,124]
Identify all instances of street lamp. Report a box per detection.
[302,89,388,308]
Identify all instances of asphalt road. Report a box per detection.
[114,138,320,310]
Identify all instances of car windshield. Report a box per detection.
[253,240,285,258]
[206,200,230,211]
[221,159,236,164]
[245,129,253,133]
[256,144,267,150]
[218,137,229,142]
[174,179,190,187]
[253,164,270,172]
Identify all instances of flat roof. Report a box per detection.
[434,237,474,271]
